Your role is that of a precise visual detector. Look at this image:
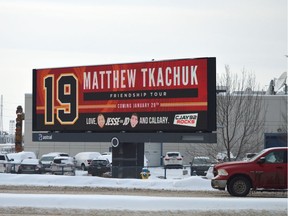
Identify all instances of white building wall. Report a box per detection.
[263,95,287,133]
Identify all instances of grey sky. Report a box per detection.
[0,0,287,131]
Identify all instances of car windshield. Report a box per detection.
[22,159,39,165]
[40,156,55,162]
[54,158,72,164]
[59,154,69,157]
[167,153,180,157]
[193,158,212,164]
[247,149,267,161]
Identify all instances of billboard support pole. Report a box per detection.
[112,142,144,179]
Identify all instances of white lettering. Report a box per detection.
[92,71,98,89]
[83,72,91,90]
[106,70,112,88]
[83,65,198,90]
[165,67,172,86]
[173,66,180,86]
[141,68,148,87]
[157,67,164,86]
[127,69,136,88]
[113,70,119,88]
[106,117,121,126]
[191,66,198,85]
[99,71,105,89]
[120,69,126,88]
[182,66,189,85]
[148,68,156,87]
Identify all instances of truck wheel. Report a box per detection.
[228,176,251,197]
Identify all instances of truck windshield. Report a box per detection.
[248,149,267,161]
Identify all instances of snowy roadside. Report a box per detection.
[0,167,214,191]
[0,193,287,216]
[0,167,287,215]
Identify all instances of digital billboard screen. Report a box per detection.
[33,58,216,132]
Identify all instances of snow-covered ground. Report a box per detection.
[0,167,213,191]
[0,167,287,215]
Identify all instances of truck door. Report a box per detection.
[257,150,287,189]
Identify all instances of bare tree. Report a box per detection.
[279,96,288,133]
[214,66,266,161]
[186,66,266,161]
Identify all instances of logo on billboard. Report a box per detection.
[38,133,53,141]
[173,113,198,127]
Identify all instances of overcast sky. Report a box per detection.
[0,0,287,132]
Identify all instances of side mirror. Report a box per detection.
[257,157,265,164]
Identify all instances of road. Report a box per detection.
[0,185,287,198]
[0,185,287,216]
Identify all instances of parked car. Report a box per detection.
[190,156,216,176]
[100,153,112,164]
[211,147,288,197]
[6,151,37,173]
[163,152,183,168]
[18,158,42,174]
[40,152,69,172]
[88,156,111,177]
[0,153,10,173]
[50,156,75,175]
[74,152,101,170]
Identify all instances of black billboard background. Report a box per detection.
[84,89,198,101]
[34,111,208,132]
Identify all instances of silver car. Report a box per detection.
[50,156,75,176]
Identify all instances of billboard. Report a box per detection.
[33,58,216,132]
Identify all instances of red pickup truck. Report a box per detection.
[211,147,287,196]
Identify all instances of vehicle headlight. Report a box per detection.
[217,169,228,176]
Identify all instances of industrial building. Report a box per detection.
[23,93,287,166]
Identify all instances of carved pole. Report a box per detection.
[15,105,24,153]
